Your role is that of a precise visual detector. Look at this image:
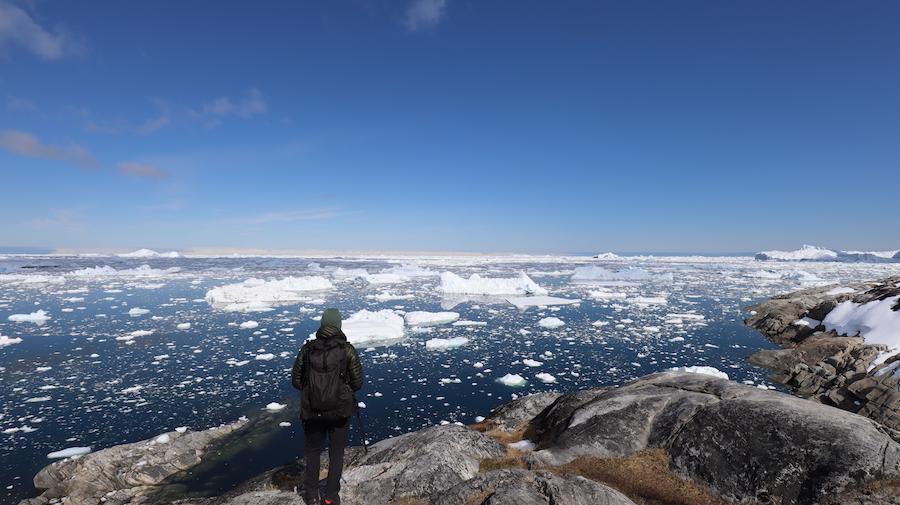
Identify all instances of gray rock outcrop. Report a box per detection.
[527,372,900,505]
[745,276,900,431]
[433,469,636,505]
[20,419,247,505]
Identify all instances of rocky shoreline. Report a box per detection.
[19,370,900,505]
[17,277,900,505]
[745,275,900,433]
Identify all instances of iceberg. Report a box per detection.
[535,372,557,384]
[756,244,900,263]
[205,276,333,312]
[405,311,460,327]
[117,249,181,258]
[438,272,547,296]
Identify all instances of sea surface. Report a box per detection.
[2,253,899,502]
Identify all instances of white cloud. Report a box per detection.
[231,208,348,225]
[116,161,170,180]
[0,1,78,60]
[0,129,97,168]
[191,88,268,127]
[404,0,447,32]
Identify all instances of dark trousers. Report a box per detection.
[303,417,350,499]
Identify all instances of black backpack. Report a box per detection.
[301,340,355,420]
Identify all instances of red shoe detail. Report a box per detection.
[323,500,333,505]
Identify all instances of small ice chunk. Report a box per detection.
[535,372,557,384]
[537,317,564,329]
[265,402,286,411]
[425,337,470,349]
[668,366,729,380]
[496,373,527,387]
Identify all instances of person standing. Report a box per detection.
[291,308,364,505]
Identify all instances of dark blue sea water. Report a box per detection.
[2,254,897,503]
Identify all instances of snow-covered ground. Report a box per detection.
[1,251,898,502]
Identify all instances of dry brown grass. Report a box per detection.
[548,449,729,505]
[824,478,900,504]
[387,497,430,505]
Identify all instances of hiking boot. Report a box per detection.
[303,492,319,505]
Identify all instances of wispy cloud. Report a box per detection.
[404,0,448,32]
[190,88,268,128]
[0,129,97,168]
[116,161,170,180]
[0,1,81,60]
[27,208,85,231]
[229,208,349,225]
[7,95,39,113]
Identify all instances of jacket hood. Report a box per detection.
[315,324,347,345]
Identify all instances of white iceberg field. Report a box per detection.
[571,265,673,283]
[8,310,51,325]
[68,264,180,278]
[823,295,900,351]
[425,337,469,350]
[117,248,180,258]
[405,311,460,327]
[668,366,729,380]
[439,272,547,296]
[205,276,334,312]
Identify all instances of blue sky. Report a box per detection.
[1,0,898,254]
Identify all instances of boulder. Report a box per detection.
[527,372,900,505]
[19,419,247,505]
[481,391,563,432]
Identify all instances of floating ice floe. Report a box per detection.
[336,309,405,344]
[438,272,547,296]
[255,353,275,361]
[239,320,259,329]
[535,372,557,384]
[47,446,91,459]
[506,295,580,309]
[0,333,23,347]
[627,296,668,306]
[128,307,150,316]
[176,322,191,330]
[265,402,286,411]
[496,373,527,387]
[425,337,469,350]
[537,317,565,329]
[823,295,900,351]
[8,310,50,325]
[405,311,460,327]
[205,276,334,312]
[522,359,543,367]
[668,366,729,380]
